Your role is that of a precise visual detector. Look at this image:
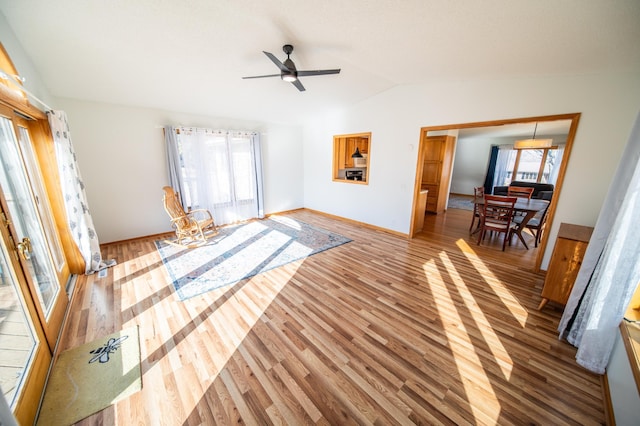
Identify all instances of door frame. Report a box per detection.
[0,105,69,351]
[410,113,581,272]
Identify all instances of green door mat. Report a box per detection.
[37,326,142,425]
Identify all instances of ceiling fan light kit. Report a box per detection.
[242,44,340,91]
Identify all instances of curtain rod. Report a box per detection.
[171,126,258,136]
[0,67,54,113]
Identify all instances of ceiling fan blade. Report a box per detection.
[297,69,341,77]
[263,51,290,72]
[242,74,281,79]
[292,79,306,92]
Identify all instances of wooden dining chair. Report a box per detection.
[511,203,550,248]
[477,195,517,251]
[469,186,485,233]
[162,186,217,246]
[507,186,535,199]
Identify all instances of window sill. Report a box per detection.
[619,320,640,396]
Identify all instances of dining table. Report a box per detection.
[473,196,550,249]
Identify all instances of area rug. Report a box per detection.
[36,326,141,426]
[156,216,352,300]
[447,194,475,211]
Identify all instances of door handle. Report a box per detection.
[17,237,32,261]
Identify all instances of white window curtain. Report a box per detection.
[47,111,115,274]
[164,126,264,226]
[558,111,640,374]
[547,144,565,185]
[492,145,516,188]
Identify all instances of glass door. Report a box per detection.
[0,109,68,352]
[0,204,51,425]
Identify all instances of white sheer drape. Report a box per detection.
[492,145,516,189]
[547,144,565,185]
[164,126,264,226]
[48,111,115,274]
[558,111,640,374]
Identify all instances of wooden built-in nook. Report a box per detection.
[332,132,371,184]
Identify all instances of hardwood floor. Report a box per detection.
[51,208,604,425]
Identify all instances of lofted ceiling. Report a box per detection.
[1,0,639,126]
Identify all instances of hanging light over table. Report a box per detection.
[514,122,553,149]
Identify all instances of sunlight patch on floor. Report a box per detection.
[439,251,513,380]
[455,239,528,327]
[424,259,501,424]
[171,260,300,420]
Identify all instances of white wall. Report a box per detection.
[449,137,493,195]
[0,13,54,107]
[607,328,640,425]
[303,73,640,268]
[55,98,304,243]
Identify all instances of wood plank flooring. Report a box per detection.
[51,208,604,425]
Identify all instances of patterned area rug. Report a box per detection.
[447,194,475,211]
[156,216,352,300]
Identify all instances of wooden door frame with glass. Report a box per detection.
[0,105,69,425]
[0,106,68,351]
[0,42,73,425]
[0,192,52,426]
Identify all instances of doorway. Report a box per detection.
[410,113,581,272]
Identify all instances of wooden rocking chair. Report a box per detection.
[162,186,217,246]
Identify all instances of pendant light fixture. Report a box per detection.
[351,147,363,158]
[514,122,553,149]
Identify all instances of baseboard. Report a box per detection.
[301,208,409,238]
[601,373,616,425]
[101,231,174,247]
[123,207,406,247]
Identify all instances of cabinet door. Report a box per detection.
[542,238,588,304]
[422,161,442,185]
[423,137,444,160]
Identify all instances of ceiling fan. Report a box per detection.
[242,44,340,92]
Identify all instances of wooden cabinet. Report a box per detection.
[421,135,455,213]
[538,223,593,310]
[335,136,369,169]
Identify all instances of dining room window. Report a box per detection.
[492,144,564,187]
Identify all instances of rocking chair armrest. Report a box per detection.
[169,214,191,226]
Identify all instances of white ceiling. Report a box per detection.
[1,0,639,126]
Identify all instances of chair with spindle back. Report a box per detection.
[477,195,517,251]
[507,186,535,199]
[162,186,217,246]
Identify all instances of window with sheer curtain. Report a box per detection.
[164,126,264,226]
[490,144,564,189]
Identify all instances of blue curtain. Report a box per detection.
[483,145,499,194]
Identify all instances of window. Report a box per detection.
[494,145,564,187]
[166,127,264,226]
